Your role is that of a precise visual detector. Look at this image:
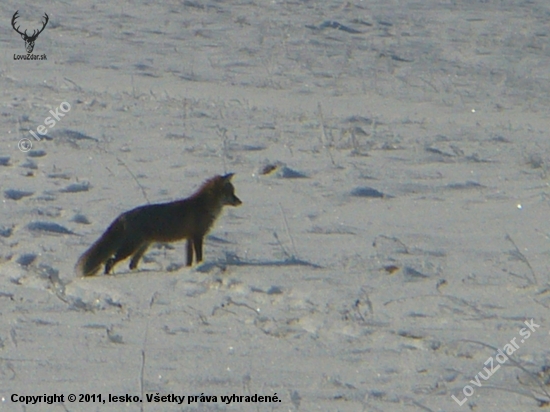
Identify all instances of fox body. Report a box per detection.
[75,174,242,277]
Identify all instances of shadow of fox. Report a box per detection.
[75,174,242,277]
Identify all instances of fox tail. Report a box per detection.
[75,216,127,277]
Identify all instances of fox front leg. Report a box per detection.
[186,238,194,266]
[193,236,203,263]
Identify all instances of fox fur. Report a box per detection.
[75,173,241,276]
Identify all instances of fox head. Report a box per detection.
[219,173,242,206]
[196,173,242,207]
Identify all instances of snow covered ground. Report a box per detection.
[2,1,550,410]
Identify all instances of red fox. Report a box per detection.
[75,174,242,277]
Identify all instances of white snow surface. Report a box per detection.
[2,1,550,411]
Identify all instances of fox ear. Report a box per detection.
[222,173,235,181]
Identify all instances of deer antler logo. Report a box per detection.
[11,11,49,54]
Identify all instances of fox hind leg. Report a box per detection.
[104,258,116,274]
[129,243,150,270]
[104,239,142,274]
